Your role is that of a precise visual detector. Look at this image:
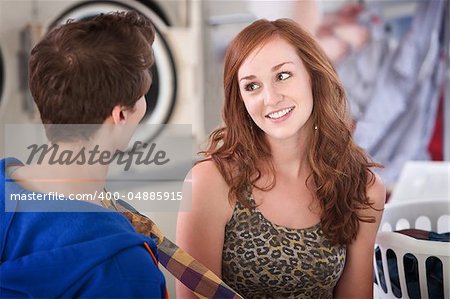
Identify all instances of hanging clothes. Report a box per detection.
[428,92,444,161]
[336,11,390,121]
[351,0,445,185]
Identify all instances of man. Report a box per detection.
[1,10,241,299]
[1,11,167,298]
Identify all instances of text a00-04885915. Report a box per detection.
[102,191,182,201]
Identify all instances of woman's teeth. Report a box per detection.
[266,107,293,119]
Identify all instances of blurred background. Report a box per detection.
[1,0,449,297]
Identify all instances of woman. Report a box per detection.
[177,19,385,299]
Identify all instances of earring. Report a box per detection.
[314,125,318,130]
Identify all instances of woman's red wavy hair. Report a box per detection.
[201,19,380,245]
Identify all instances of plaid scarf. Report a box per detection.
[102,198,243,299]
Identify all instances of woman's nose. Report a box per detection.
[263,84,283,106]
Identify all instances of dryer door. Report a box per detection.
[51,1,177,142]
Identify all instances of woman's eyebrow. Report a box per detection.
[272,61,293,72]
[239,61,294,82]
[239,75,256,82]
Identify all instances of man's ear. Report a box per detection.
[110,105,128,125]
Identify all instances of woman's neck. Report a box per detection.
[265,133,310,179]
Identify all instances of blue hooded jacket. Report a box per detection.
[0,158,167,298]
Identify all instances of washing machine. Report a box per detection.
[0,0,204,155]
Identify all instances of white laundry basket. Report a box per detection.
[373,200,450,298]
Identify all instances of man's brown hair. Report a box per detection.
[29,11,155,140]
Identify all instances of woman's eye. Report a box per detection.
[245,82,260,92]
[277,72,291,81]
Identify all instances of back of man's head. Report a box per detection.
[29,11,155,133]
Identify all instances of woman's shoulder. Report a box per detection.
[190,160,229,194]
[183,159,233,217]
[366,171,386,210]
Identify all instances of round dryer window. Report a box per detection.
[50,1,177,143]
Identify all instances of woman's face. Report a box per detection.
[237,36,314,142]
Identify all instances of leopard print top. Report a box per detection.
[222,197,346,299]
